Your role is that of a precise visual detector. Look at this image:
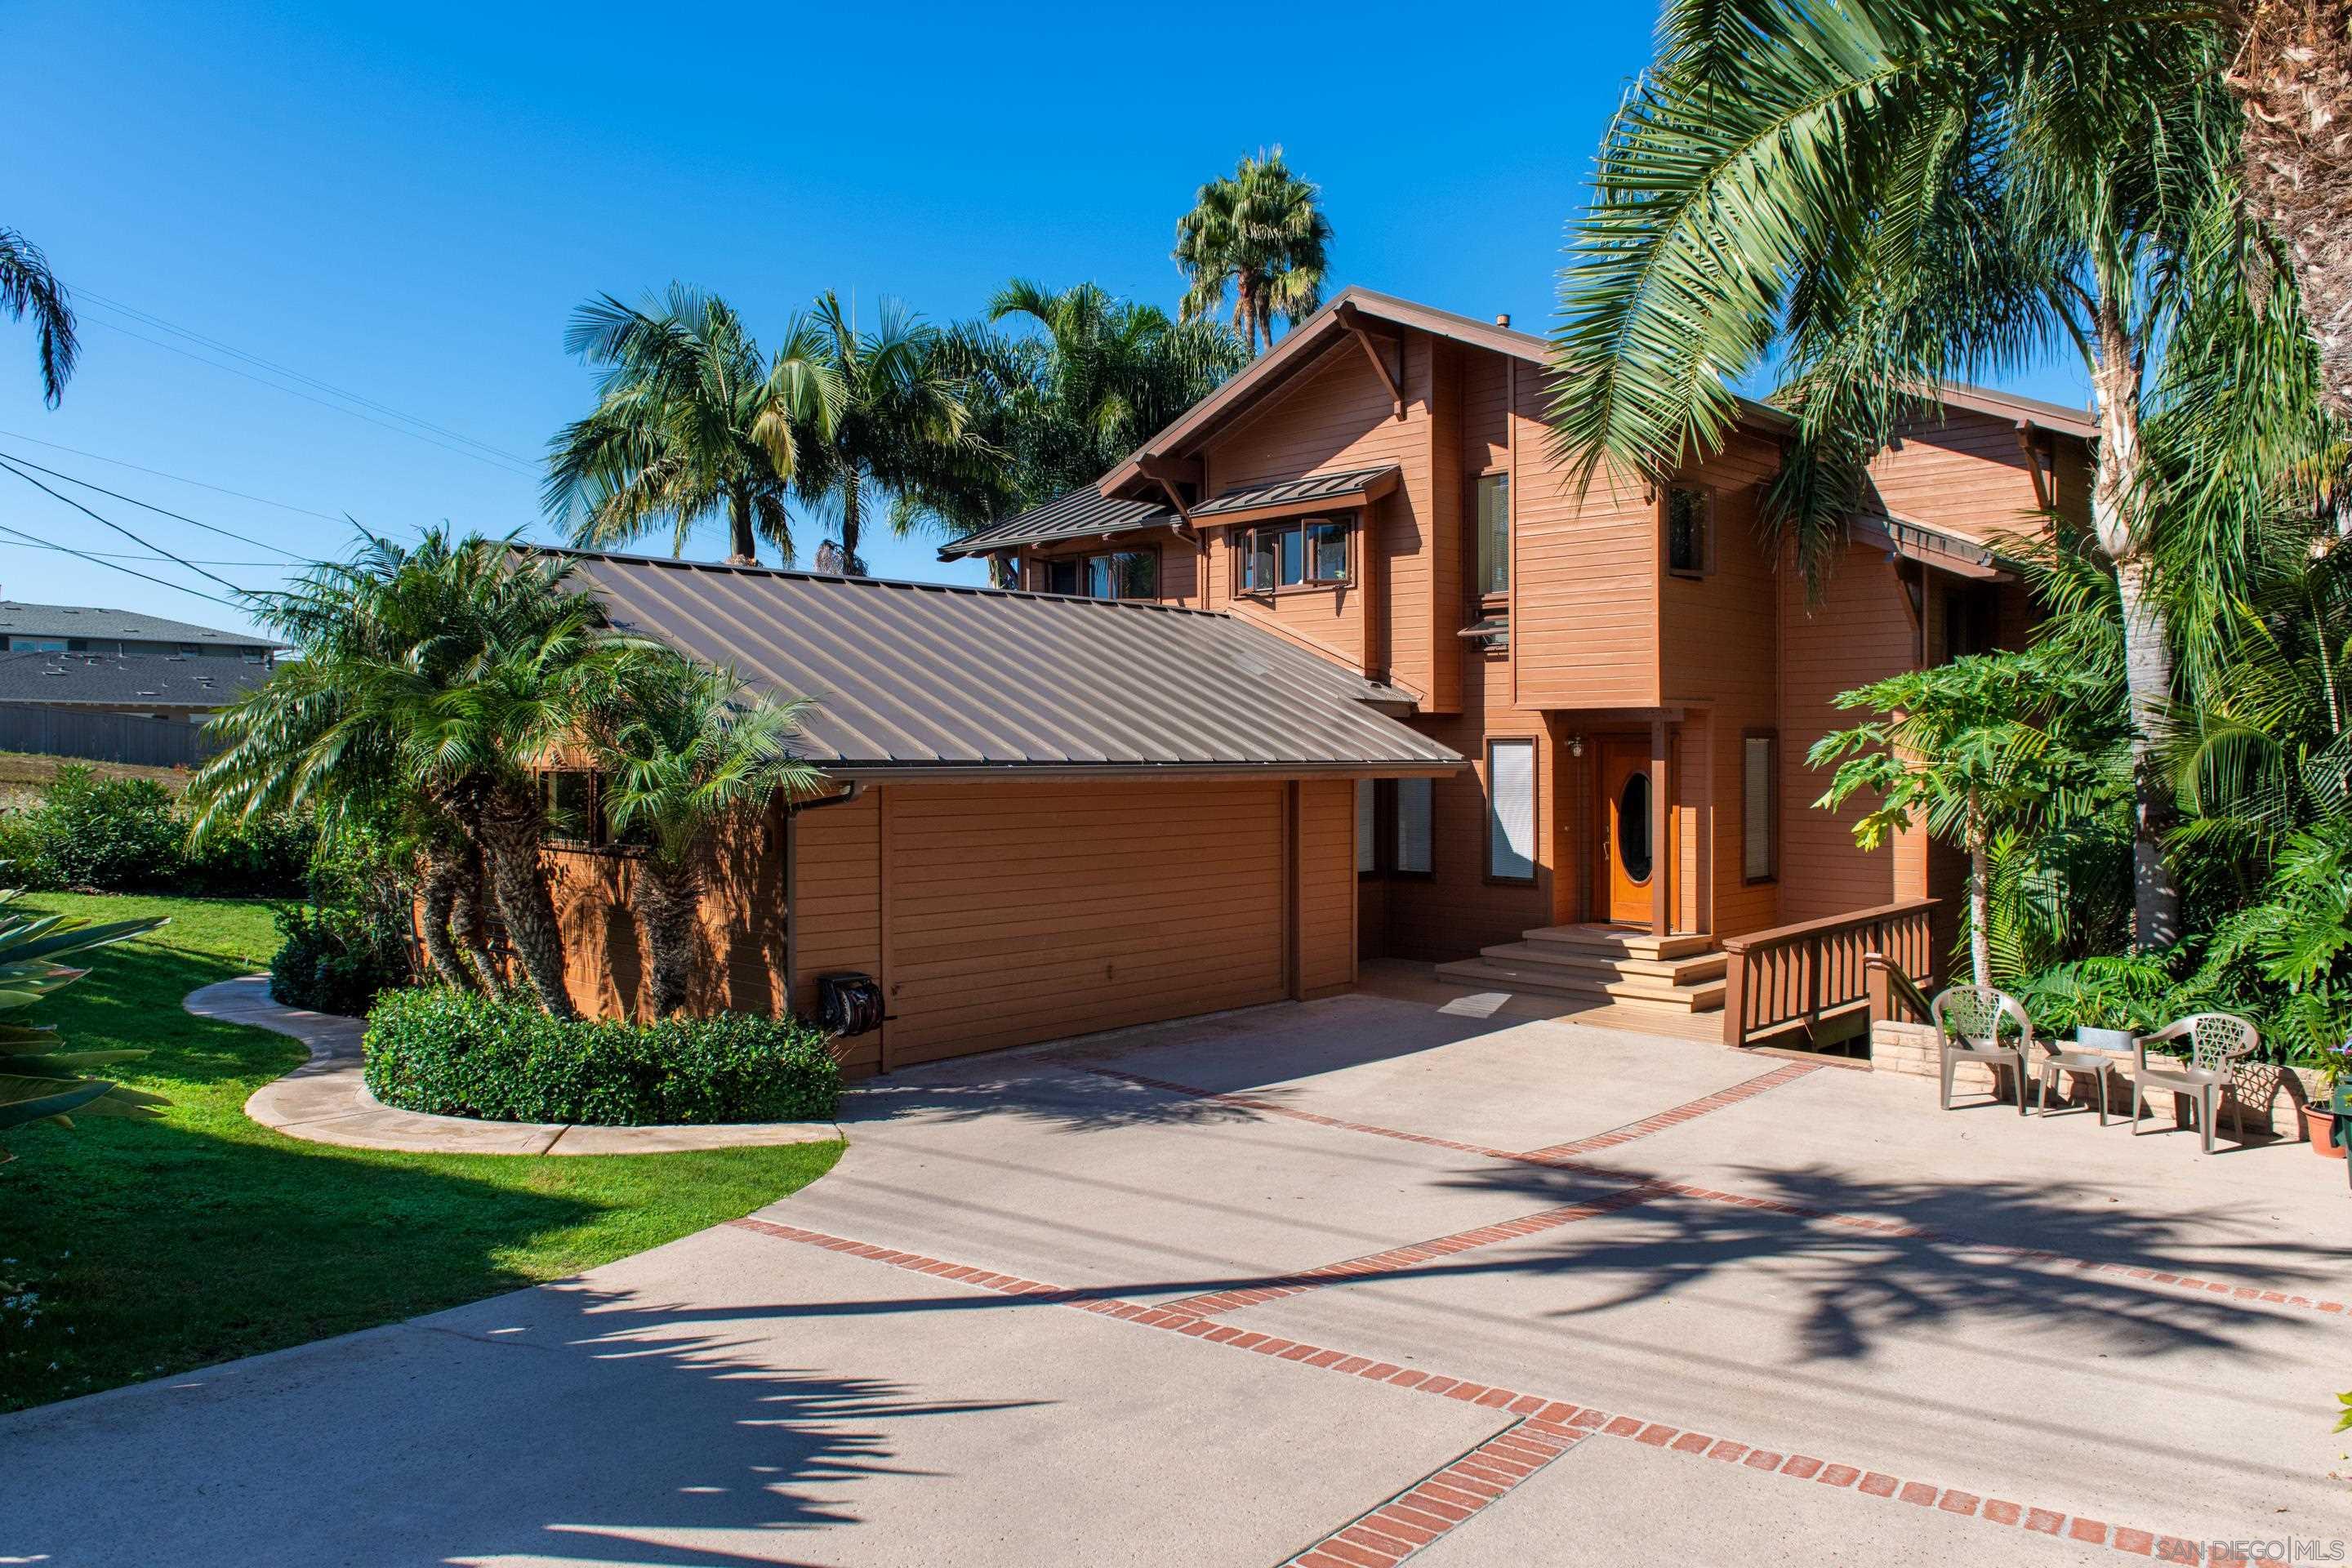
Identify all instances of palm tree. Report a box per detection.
[789,292,991,574]
[194,531,635,1018]
[587,654,824,1017]
[0,228,76,406]
[1174,149,1332,356]
[1547,0,2283,953]
[947,279,1250,510]
[546,286,844,565]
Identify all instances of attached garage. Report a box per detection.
[551,552,1459,1072]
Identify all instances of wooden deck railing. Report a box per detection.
[1720,898,1938,1049]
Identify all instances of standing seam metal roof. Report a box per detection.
[935,487,1178,560]
[1192,466,1398,518]
[560,550,1463,774]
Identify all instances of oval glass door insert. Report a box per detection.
[1618,771,1653,883]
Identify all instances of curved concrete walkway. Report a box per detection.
[188,977,842,1155]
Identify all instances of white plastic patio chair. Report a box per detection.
[1933,985,2036,1115]
[2130,1013,2260,1154]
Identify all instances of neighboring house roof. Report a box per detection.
[1191,465,1401,522]
[937,487,1178,562]
[0,649,272,708]
[560,550,1465,778]
[0,601,275,648]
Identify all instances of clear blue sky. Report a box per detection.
[2,0,2090,640]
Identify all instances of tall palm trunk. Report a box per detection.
[2230,0,2352,424]
[631,857,702,1018]
[2088,288,2185,952]
[415,846,478,991]
[726,485,756,566]
[839,466,863,574]
[448,841,509,997]
[477,783,579,1019]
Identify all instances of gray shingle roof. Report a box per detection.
[935,488,1178,561]
[563,550,1463,776]
[1192,466,1398,518]
[0,601,274,648]
[0,649,272,709]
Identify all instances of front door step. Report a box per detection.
[1435,924,1726,1013]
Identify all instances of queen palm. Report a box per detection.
[789,291,991,574]
[1547,0,2292,952]
[950,279,1250,509]
[588,654,824,1017]
[1,227,76,405]
[194,531,631,1018]
[1174,149,1332,356]
[546,286,844,565]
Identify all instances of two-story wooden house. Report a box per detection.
[939,287,2096,1039]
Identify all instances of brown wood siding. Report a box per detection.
[875,778,1292,1065]
[1660,435,1783,939]
[1864,409,2074,548]
[546,807,792,1024]
[1508,381,1661,709]
[790,789,885,1075]
[1298,777,1356,996]
[1201,339,1442,706]
[1776,541,1914,924]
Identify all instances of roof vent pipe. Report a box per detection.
[1494,314,1511,328]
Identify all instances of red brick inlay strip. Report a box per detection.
[1067,1064,2350,1322]
[1159,1183,1671,1318]
[1519,1062,1819,1160]
[725,1215,2216,1561]
[1280,1418,1584,1566]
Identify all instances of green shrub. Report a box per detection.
[363,987,840,1125]
[0,764,313,897]
[268,902,412,1016]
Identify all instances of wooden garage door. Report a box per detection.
[882,778,1290,1065]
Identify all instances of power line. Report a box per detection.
[82,316,541,479]
[0,537,293,567]
[75,288,538,469]
[0,451,312,562]
[0,428,352,524]
[0,457,250,594]
[0,521,250,613]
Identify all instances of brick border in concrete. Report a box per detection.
[725,1214,2221,1563]
[189,977,842,1156]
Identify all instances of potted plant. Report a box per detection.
[2017,957,2165,1055]
[2300,1033,2350,1160]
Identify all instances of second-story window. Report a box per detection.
[1238,516,1351,591]
[1666,486,1712,577]
[1476,474,1510,599]
[1040,550,1157,599]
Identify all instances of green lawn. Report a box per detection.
[0,893,840,1414]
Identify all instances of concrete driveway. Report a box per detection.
[7,987,2347,1566]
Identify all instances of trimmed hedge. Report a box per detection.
[363,987,840,1126]
[269,902,413,1018]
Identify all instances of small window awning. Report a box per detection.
[1851,513,2016,581]
[1190,465,1401,527]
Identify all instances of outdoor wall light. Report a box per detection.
[1566,733,1586,758]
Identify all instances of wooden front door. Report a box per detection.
[1596,737,1655,924]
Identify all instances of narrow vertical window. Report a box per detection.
[1476,474,1510,597]
[1307,519,1350,582]
[1250,530,1277,591]
[1486,739,1536,881]
[1742,731,1776,883]
[1667,487,1711,577]
[1394,777,1432,875]
[1356,777,1376,875]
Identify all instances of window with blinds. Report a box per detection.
[1486,739,1536,881]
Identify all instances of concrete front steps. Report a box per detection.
[1434,924,1726,1013]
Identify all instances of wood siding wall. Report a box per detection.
[781,776,1362,1072]
[1864,408,2089,545]
[1508,384,1661,710]
[546,808,792,1023]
